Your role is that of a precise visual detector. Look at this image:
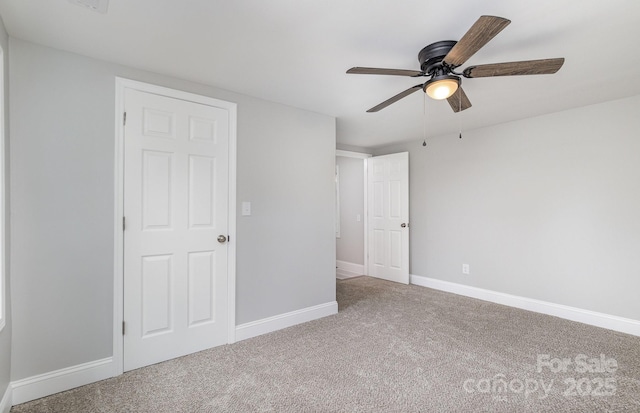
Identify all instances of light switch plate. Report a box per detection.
[242,201,251,216]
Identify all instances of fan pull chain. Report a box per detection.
[458,89,463,139]
[422,93,427,147]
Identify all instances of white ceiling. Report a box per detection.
[1,0,640,148]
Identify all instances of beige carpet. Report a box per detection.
[12,277,640,412]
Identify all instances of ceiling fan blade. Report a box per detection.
[367,84,423,112]
[443,16,511,68]
[447,87,472,113]
[347,67,423,77]
[464,58,565,78]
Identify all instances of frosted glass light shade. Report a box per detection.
[424,76,460,100]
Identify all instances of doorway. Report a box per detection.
[336,150,370,279]
[336,150,410,284]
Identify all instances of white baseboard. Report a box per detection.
[0,384,11,413]
[9,301,338,405]
[11,357,113,406]
[410,274,640,337]
[336,260,364,278]
[235,301,338,342]
[336,268,361,279]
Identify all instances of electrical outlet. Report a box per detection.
[462,264,470,275]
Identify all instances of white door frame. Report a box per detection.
[113,78,237,376]
[336,150,372,276]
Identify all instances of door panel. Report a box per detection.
[188,250,216,326]
[141,254,173,336]
[142,151,173,229]
[367,152,409,284]
[188,155,216,228]
[124,88,229,371]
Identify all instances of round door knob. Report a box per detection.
[401,223,407,228]
[217,235,227,243]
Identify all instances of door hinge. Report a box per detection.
[123,111,127,126]
[122,321,125,335]
[123,216,126,231]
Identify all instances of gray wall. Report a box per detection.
[9,38,336,381]
[336,143,369,153]
[0,14,10,401]
[336,156,364,265]
[374,95,640,321]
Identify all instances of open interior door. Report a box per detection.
[367,152,409,284]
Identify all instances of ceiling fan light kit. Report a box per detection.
[347,15,565,113]
[424,75,459,100]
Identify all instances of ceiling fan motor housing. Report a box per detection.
[418,40,457,74]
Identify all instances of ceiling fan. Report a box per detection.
[347,16,565,113]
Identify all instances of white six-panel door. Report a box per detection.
[367,152,409,284]
[123,88,230,371]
